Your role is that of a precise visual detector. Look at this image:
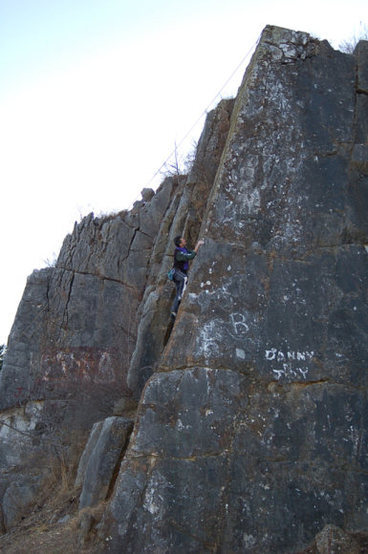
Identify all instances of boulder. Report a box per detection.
[2,476,47,530]
[140,188,155,202]
[77,417,133,509]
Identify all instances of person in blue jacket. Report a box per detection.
[170,235,204,319]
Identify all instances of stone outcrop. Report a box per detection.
[76,416,133,509]
[98,27,368,552]
[1,24,368,553]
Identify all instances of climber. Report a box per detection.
[170,235,204,319]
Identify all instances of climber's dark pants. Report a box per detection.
[171,270,188,315]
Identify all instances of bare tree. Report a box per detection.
[339,23,368,53]
[160,142,182,177]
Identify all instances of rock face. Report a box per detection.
[99,27,368,552]
[1,24,368,553]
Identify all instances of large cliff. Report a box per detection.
[1,25,368,553]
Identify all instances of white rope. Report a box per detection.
[145,34,261,189]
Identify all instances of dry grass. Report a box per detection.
[0,464,109,554]
[0,470,82,553]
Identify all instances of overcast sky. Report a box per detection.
[0,0,367,344]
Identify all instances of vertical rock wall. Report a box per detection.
[99,26,368,553]
[127,98,234,397]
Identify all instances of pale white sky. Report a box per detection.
[0,0,367,344]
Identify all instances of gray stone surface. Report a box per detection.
[78,416,133,509]
[315,524,360,553]
[98,26,368,553]
[356,40,368,93]
[0,268,53,410]
[127,99,234,398]
[2,475,48,530]
[140,187,155,203]
[75,420,104,489]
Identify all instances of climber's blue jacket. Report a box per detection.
[173,247,196,274]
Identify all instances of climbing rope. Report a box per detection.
[145,34,261,189]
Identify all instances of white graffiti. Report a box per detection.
[265,349,314,362]
[272,364,309,380]
[265,348,315,380]
[230,313,249,336]
[199,320,221,360]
